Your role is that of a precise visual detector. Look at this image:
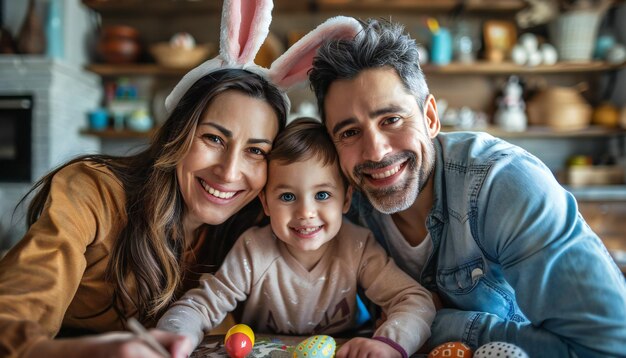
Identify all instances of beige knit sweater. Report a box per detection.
[158,220,435,356]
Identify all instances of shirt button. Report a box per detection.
[424,276,433,283]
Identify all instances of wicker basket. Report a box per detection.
[527,85,592,131]
[150,43,214,68]
[549,10,602,61]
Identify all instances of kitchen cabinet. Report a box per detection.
[82,0,626,270]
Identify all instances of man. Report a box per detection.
[309,19,626,357]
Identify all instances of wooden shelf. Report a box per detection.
[83,0,525,14]
[82,0,220,14]
[86,61,626,77]
[423,61,626,75]
[443,126,626,139]
[316,0,525,12]
[82,0,310,15]
[316,0,458,12]
[81,128,157,139]
[568,185,626,201]
[85,64,190,77]
[84,125,623,140]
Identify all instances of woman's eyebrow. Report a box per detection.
[200,122,272,145]
[200,122,232,137]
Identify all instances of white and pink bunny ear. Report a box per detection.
[165,0,273,113]
[269,16,362,91]
[220,0,273,65]
[165,6,362,115]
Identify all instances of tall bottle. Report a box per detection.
[45,0,64,59]
[17,0,46,55]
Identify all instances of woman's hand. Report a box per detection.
[24,330,193,358]
[336,337,402,358]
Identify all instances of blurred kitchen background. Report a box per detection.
[1,0,625,273]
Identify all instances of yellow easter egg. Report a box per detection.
[225,324,255,346]
[293,335,336,358]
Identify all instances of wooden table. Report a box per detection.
[192,334,348,358]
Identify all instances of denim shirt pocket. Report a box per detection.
[437,257,525,322]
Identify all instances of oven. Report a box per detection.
[0,95,33,182]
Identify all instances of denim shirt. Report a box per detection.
[349,132,626,357]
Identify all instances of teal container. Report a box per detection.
[45,0,64,59]
[431,28,452,65]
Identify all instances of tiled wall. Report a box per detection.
[0,57,102,249]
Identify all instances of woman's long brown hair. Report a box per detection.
[22,69,287,322]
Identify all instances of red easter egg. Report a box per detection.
[225,332,253,358]
[225,324,255,345]
[428,341,473,358]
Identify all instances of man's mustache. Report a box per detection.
[353,152,417,177]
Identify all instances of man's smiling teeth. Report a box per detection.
[294,226,322,234]
[199,179,236,199]
[370,165,401,179]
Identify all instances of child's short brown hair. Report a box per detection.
[268,117,348,187]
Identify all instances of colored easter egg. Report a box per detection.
[428,341,473,358]
[224,332,253,358]
[225,324,255,346]
[293,335,336,358]
[474,342,528,358]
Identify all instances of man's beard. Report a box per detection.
[352,146,434,214]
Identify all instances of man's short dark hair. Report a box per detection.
[309,18,430,123]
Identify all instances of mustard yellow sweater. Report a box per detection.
[0,162,229,357]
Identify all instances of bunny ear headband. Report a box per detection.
[165,0,363,115]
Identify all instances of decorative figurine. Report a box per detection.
[495,75,528,132]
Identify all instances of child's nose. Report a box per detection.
[296,200,317,219]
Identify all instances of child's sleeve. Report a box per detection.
[357,231,436,356]
[156,229,257,349]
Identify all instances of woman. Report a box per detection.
[0,0,363,352]
[0,68,287,358]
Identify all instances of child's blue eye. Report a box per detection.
[315,191,330,200]
[279,193,295,202]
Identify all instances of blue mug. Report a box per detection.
[431,28,453,65]
[88,109,109,131]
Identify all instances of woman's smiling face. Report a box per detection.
[177,90,279,230]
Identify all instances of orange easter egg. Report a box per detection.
[428,341,473,358]
[224,332,253,358]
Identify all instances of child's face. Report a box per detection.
[260,157,351,261]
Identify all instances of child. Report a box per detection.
[157,118,435,357]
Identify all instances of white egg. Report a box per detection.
[169,32,196,50]
[511,45,528,65]
[606,44,626,64]
[519,33,538,53]
[540,43,558,65]
[526,51,543,67]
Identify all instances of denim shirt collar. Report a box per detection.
[427,136,448,230]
